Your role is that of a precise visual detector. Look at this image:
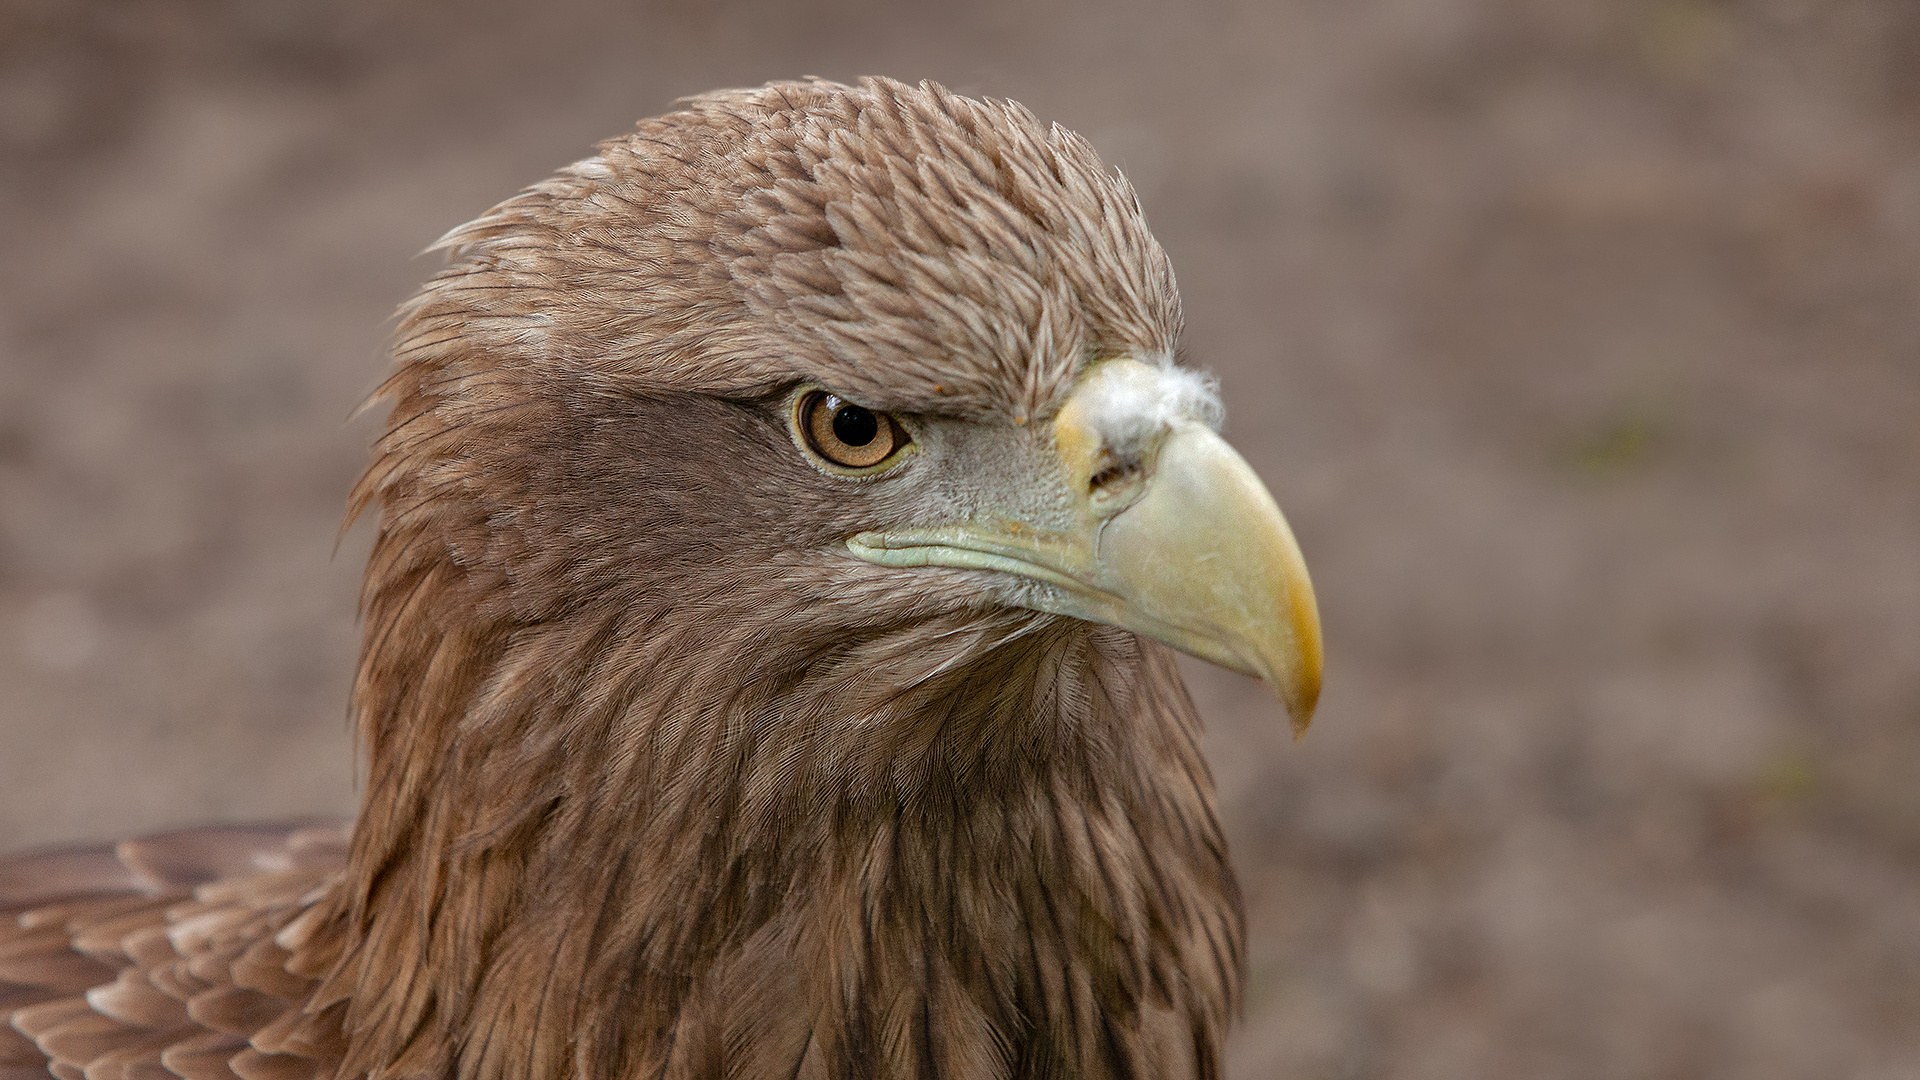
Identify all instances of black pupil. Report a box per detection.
[831,404,879,447]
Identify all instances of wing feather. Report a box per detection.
[0,822,350,1080]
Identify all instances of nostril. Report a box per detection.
[1089,455,1140,492]
[1082,447,1136,490]
[1086,450,1150,519]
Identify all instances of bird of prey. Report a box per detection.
[0,77,1321,1080]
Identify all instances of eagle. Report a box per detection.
[0,78,1321,1080]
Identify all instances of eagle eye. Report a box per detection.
[795,390,912,473]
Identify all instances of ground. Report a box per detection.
[1,1,1916,1077]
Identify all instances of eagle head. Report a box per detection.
[336,76,1322,1080]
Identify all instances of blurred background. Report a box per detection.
[1,0,1916,1076]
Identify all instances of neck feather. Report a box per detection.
[312,512,1242,1080]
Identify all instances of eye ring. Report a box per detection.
[792,389,914,475]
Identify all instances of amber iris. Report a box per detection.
[799,391,907,469]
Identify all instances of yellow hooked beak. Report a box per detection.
[848,360,1323,734]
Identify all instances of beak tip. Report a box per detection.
[1243,647,1319,739]
[1285,677,1320,741]
[1288,599,1324,739]
[1271,637,1322,741]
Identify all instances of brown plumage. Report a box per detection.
[2,78,1322,1080]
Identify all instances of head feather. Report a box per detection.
[392,77,1181,425]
